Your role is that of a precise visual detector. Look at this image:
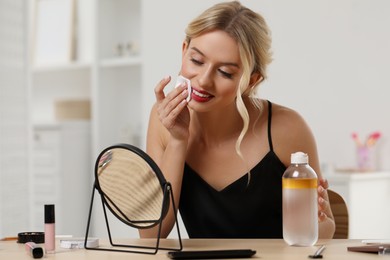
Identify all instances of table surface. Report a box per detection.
[0,238,385,259]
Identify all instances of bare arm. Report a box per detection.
[272,105,335,239]
[139,76,190,238]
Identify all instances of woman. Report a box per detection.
[141,1,335,239]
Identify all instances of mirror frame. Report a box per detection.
[84,143,182,254]
[95,144,169,229]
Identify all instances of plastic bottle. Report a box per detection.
[282,152,318,246]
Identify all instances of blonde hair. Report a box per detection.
[185,1,273,179]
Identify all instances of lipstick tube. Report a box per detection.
[25,242,44,259]
[44,204,55,253]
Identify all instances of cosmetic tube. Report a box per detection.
[25,242,44,259]
[44,204,55,253]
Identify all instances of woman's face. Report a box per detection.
[181,30,243,112]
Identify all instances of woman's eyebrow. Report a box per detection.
[191,47,240,68]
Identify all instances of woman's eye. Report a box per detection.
[219,69,233,79]
[190,58,203,65]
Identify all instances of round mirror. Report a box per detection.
[94,144,169,228]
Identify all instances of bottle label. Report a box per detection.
[282,178,317,189]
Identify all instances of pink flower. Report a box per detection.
[366,131,382,147]
[370,131,381,140]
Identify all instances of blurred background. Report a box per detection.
[1,0,389,239]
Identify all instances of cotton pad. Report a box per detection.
[175,75,192,102]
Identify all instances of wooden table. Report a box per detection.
[0,238,385,259]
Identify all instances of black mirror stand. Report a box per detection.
[84,182,183,254]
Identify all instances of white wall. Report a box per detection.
[142,0,390,173]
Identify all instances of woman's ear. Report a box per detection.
[243,72,262,95]
[249,72,262,88]
[182,41,189,56]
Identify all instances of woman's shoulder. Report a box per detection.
[269,101,306,125]
[250,99,304,123]
[265,100,317,166]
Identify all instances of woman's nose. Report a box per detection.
[197,66,213,89]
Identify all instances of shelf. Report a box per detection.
[99,56,142,68]
[33,62,91,73]
[27,0,143,239]
[33,119,91,129]
[33,121,61,129]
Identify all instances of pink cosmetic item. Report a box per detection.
[175,75,192,102]
[25,242,44,259]
[44,204,55,253]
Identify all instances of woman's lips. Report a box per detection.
[191,88,214,102]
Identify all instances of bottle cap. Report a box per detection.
[44,204,55,224]
[291,152,309,164]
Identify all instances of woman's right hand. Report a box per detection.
[154,76,190,141]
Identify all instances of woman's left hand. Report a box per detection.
[318,178,330,222]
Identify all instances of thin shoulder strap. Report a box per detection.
[267,100,274,151]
